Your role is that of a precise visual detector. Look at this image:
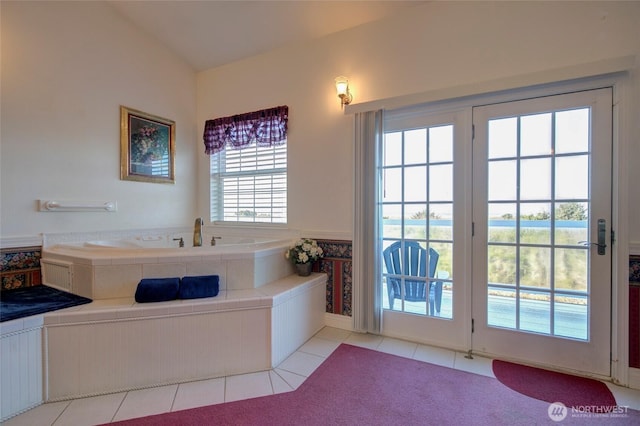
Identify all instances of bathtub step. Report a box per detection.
[43,273,327,401]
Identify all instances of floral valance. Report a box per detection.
[203,105,288,155]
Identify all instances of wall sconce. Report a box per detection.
[335,76,353,107]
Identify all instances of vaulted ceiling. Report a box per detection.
[108,1,426,71]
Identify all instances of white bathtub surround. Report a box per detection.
[41,227,300,249]
[44,273,326,401]
[0,316,44,422]
[0,228,323,421]
[41,228,296,299]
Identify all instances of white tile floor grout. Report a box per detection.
[4,326,640,425]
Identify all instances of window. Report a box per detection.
[210,141,287,223]
[204,105,288,224]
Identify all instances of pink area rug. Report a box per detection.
[109,344,639,425]
[492,359,617,409]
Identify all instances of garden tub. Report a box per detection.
[41,228,295,300]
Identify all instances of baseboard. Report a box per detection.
[628,367,640,390]
[324,313,353,331]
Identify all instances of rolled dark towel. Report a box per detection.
[179,275,219,299]
[135,277,180,303]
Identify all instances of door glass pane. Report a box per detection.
[554,294,588,340]
[405,129,427,165]
[555,202,588,244]
[382,123,454,319]
[556,155,588,199]
[429,125,453,162]
[519,247,551,288]
[519,290,551,334]
[520,158,551,200]
[430,203,452,240]
[383,168,402,202]
[429,164,452,202]
[519,202,551,245]
[382,204,402,239]
[488,203,516,243]
[432,241,453,317]
[488,286,516,328]
[488,117,517,159]
[487,245,516,285]
[432,241,452,276]
[520,113,552,157]
[405,204,427,240]
[555,108,589,154]
[488,160,516,200]
[554,248,587,291]
[404,166,426,202]
[485,105,592,341]
[384,132,402,166]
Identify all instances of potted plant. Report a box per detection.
[285,238,323,276]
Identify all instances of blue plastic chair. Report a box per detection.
[382,241,442,315]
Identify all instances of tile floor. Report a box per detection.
[4,326,640,425]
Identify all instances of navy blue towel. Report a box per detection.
[179,275,219,299]
[134,278,180,303]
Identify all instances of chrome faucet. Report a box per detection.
[193,217,203,247]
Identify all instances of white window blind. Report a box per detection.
[210,142,287,223]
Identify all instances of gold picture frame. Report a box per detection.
[120,106,175,184]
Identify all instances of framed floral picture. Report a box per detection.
[120,106,175,184]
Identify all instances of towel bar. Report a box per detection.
[38,200,117,212]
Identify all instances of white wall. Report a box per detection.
[2,1,639,246]
[197,1,640,243]
[196,47,354,238]
[1,2,197,242]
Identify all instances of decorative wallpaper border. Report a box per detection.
[630,255,640,284]
[1,246,42,291]
[314,239,352,317]
[630,285,639,368]
[630,255,640,368]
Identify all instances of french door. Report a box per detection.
[379,87,613,376]
[380,110,470,350]
[471,88,612,376]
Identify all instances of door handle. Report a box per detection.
[597,219,606,255]
[578,219,606,255]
